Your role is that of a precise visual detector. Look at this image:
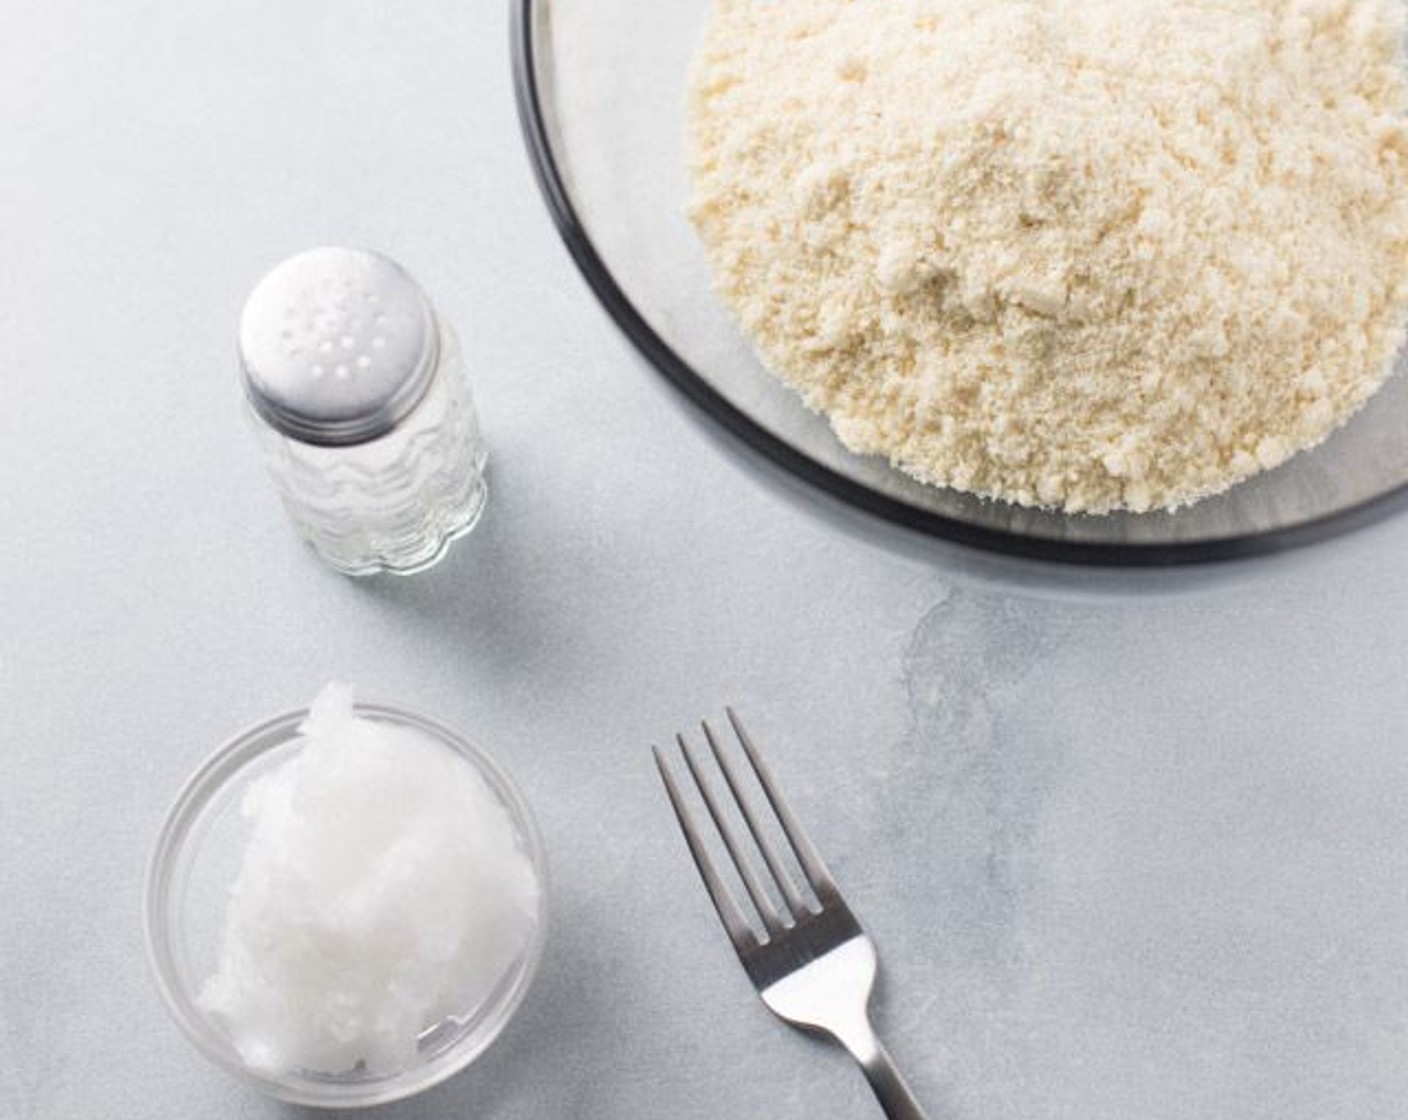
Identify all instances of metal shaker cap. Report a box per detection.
[239,247,439,446]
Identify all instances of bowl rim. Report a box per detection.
[508,0,1408,567]
[143,701,549,1108]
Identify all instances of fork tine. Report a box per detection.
[726,707,841,903]
[702,719,810,919]
[677,733,787,936]
[653,746,760,951]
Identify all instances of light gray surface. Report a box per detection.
[2,3,1407,1119]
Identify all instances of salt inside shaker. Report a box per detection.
[239,247,488,576]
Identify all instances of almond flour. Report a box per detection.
[687,0,1408,512]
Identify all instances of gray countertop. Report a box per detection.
[4,3,1407,1118]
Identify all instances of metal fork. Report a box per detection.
[654,710,930,1120]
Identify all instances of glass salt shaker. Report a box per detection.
[239,247,488,576]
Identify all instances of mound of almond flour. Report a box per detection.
[687,0,1408,513]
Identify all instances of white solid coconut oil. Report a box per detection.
[198,683,539,1077]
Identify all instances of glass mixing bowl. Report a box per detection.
[144,703,548,1108]
[512,0,1408,565]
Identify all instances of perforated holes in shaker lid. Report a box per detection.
[239,248,440,446]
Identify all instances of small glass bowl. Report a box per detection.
[144,702,548,1108]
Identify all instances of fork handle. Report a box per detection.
[857,1039,929,1120]
[835,1019,930,1120]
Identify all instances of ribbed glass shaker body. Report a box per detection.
[240,248,487,576]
